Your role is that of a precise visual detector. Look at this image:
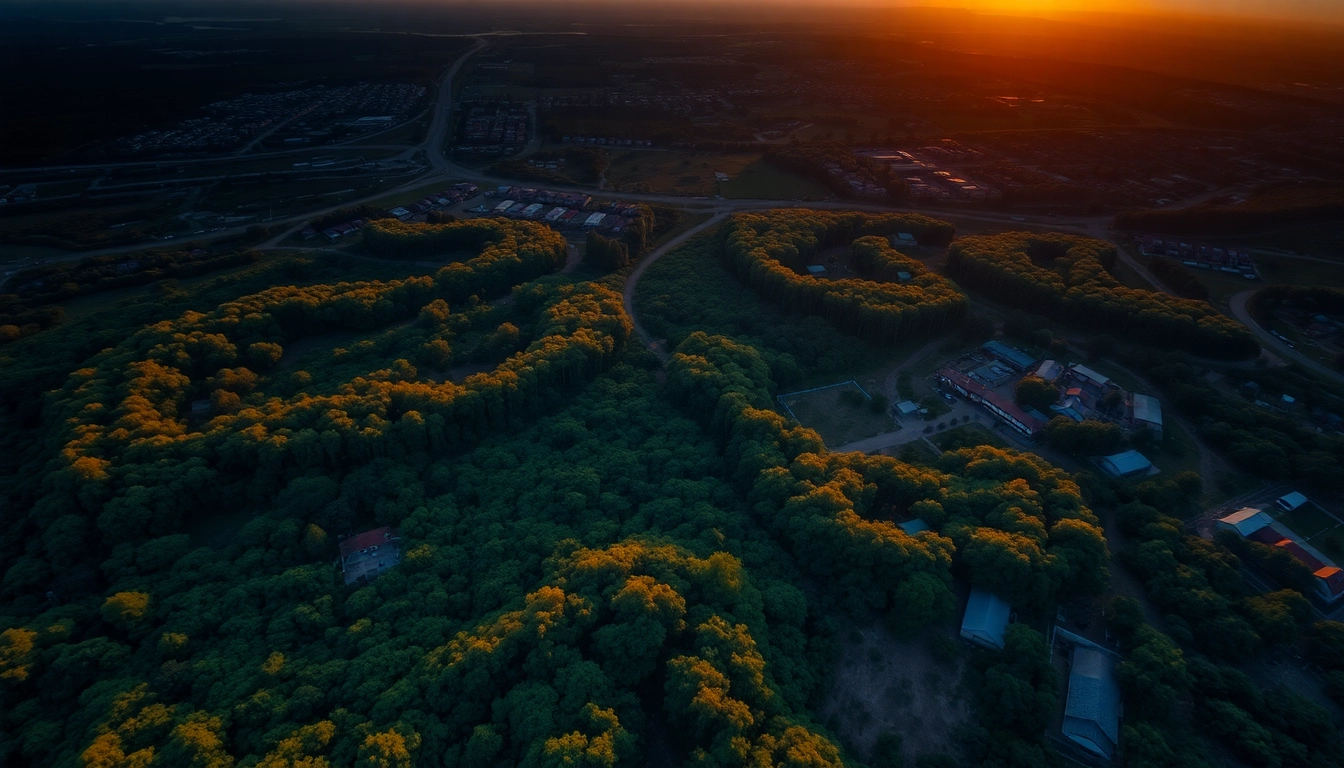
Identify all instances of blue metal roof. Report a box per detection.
[982,340,1037,370]
[1063,647,1121,759]
[960,588,1011,649]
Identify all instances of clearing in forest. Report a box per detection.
[779,381,893,447]
[819,624,971,764]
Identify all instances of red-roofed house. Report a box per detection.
[339,527,402,585]
[1315,567,1344,604]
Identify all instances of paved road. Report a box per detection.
[1229,289,1344,386]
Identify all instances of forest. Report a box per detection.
[720,210,964,344]
[2,206,1341,768]
[946,232,1259,359]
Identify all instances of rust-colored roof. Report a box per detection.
[1275,539,1324,571]
[340,527,395,558]
[1316,567,1344,596]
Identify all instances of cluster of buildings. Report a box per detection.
[540,86,721,116]
[487,189,640,235]
[1217,492,1344,605]
[113,83,424,156]
[304,218,368,242]
[859,145,996,202]
[1136,235,1258,279]
[462,106,528,146]
[385,183,480,221]
[560,136,655,147]
[933,342,1163,444]
[956,585,1122,762]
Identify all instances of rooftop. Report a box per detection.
[960,588,1011,650]
[1063,647,1122,760]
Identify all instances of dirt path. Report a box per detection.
[621,212,729,364]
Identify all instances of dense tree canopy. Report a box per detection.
[721,211,966,344]
[946,233,1257,358]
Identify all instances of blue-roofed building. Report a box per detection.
[960,588,1011,649]
[1063,647,1122,760]
[1097,450,1153,478]
[897,518,929,535]
[981,341,1037,371]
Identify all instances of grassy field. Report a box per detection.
[720,159,831,200]
[781,382,894,447]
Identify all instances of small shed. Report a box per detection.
[807,265,827,275]
[960,588,1011,650]
[1276,492,1309,512]
[895,400,920,416]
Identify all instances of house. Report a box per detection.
[1276,491,1309,512]
[339,527,402,585]
[1315,567,1344,604]
[1216,507,1273,537]
[960,588,1011,649]
[1097,450,1153,478]
[1062,647,1122,760]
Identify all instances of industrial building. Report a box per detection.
[1097,450,1153,478]
[960,588,1011,649]
[982,340,1037,371]
[1062,647,1123,760]
[1130,394,1164,437]
[1216,507,1273,537]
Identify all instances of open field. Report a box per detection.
[604,150,822,199]
[818,624,970,764]
[720,158,831,200]
[781,381,893,446]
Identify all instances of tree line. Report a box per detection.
[721,211,966,344]
[946,232,1258,359]
[1090,469,1344,767]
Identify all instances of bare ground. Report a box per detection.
[818,624,971,763]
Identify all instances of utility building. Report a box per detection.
[1062,647,1122,760]
[960,588,1011,649]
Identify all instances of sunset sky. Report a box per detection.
[755,0,1344,23]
